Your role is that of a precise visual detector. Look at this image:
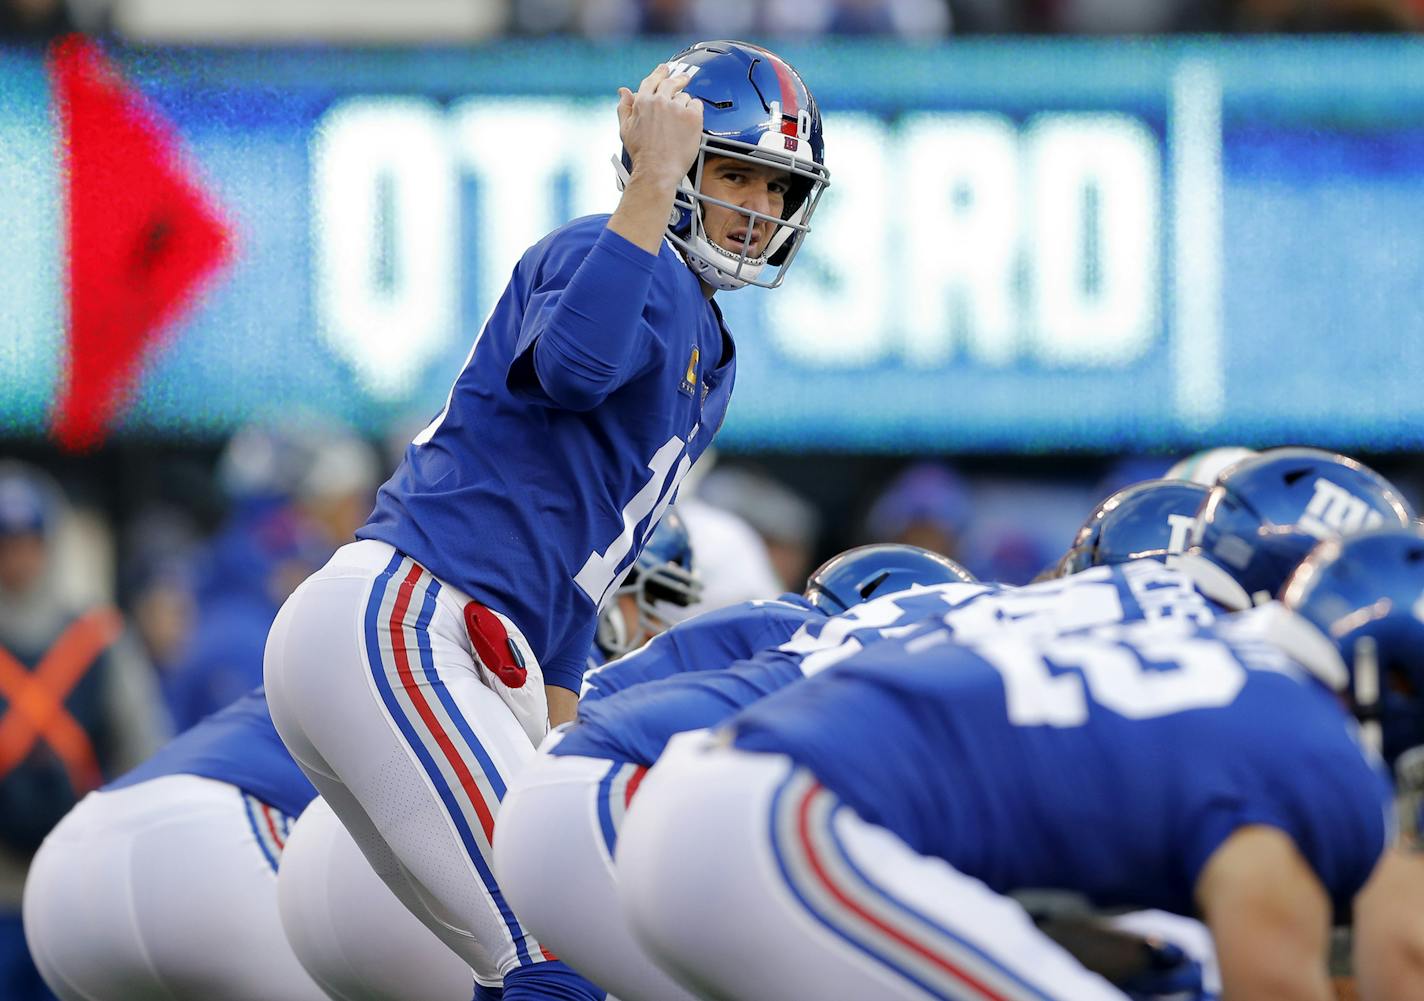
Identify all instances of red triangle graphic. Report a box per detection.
[49,35,232,451]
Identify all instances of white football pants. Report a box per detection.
[22,775,328,1001]
[277,796,483,1001]
[264,540,555,980]
[494,746,699,1001]
[616,732,1131,1001]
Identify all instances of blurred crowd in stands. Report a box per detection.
[2,0,1420,40]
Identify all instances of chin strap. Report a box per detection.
[1354,635,1383,758]
[1394,744,1424,847]
[1167,553,1255,612]
[1225,601,1350,692]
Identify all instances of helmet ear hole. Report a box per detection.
[858,571,892,601]
[804,544,977,612]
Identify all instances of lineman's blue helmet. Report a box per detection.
[1283,527,1424,765]
[804,544,976,615]
[1191,448,1414,601]
[1060,479,1209,576]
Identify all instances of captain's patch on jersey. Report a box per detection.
[679,346,699,396]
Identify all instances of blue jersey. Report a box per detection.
[579,594,822,704]
[106,687,316,819]
[360,216,734,693]
[555,563,1219,768]
[556,584,996,765]
[731,609,1392,918]
[933,560,1220,639]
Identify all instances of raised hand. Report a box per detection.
[617,64,704,189]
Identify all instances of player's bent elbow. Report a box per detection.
[545,381,612,412]
[530,347,620,412]
[1198,826,1335,1001]
[1355,849,1424,1001]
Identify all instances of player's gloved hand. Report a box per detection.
[617,63,703,190]
[463,601,550,748]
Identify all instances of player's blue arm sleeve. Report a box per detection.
[1182,742,1393,919]
[582,598,817,702]
[510,228,662,412]
[543,643,591,695]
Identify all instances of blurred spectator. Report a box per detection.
[763,0,951,35]
[1045,0,1207,33]
[110,0,506,43]
[1232,0,1414,29]
[577,0,949,37]
[979,527,1057,585]
[0,462,166,1001]
[119,508,200,682]
[163,421,381,729]
[672,499,783,615]
[863,461,972,562]
[577,0,758,36]
[0,0,75,38]
[1092,455,1174,504]
[699,465,821,591]
[956,474,1094,584]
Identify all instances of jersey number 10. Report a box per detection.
[574,434,692,610]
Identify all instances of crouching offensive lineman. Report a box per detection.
[614,530,1424,1000]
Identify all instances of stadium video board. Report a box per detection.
[3,39,1424,451]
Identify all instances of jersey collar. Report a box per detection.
[1226,601,1350,692]
[1168,552,1254,612]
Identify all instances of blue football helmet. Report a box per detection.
[1282,527,1424,765]
[804,544,976,615]
[614,40,830,291]
[1059,479,1209,576]
[597,510,703,658]
[1190,447,1414,601]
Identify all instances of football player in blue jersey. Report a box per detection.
[23,686,515,1001]
[615,528,1424,1001]
[497,543,1250,1001]
[582,543,974,703]
[262,40,829,998]
[496,546,977,1001]
[499,542,1255,1001]
[21,689,333,1001]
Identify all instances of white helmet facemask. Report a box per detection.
[613,132,830,291]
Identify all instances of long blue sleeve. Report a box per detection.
[522,227,661,412]
[543,619,597,694]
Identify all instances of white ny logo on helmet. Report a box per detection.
[1166,514,1195,553]
[1298,479,1385,540]
[664,61,701,79]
